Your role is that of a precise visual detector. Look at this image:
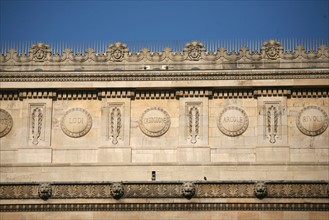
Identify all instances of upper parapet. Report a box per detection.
[1,39,328,71]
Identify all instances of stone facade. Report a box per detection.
[0,40,329,219]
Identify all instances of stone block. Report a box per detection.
[256,146,289,162]
[177,146,210,162]
[52,149,97,163]
[0,150,16,164]
[17,148,52,163]
[98,147,132,163]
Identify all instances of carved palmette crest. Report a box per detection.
[184,41,205,61]
[262,40,282,60]
[110,107,122,144]
[106,42,129,62]
[29,42,51,62]
[31,107,43,145]
[188,106,200,144]
[267,105,279,143]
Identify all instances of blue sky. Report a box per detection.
[0,0,328,51]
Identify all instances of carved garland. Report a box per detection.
[267,105,279,143]
[31,107,43,145]
[110,107,121,144]
[188,106,200,144]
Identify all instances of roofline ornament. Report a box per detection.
[1,40,328,65]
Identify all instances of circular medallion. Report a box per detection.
[0,109,13,138]
[61,108,92,138]
[217,106,249,136]
[296,106,328,136]
[139,107,171,137]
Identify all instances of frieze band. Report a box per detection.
[1,181,328,200]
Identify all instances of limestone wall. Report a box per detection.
[1,40,328,218]
[0,89,328,182]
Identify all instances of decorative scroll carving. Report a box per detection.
[109,107,122,144]
[296,106,329,136]
[267,105,279,143]
[38,183,52,200]
[110,183,124,200]
[181,182,196,199]
[139,107,171,137]
[0,109,13,138]
[262,40,282,60]
[31,107,43,145]
[188,106,200,144]
[254,182,267,199]
[218,106,249,136]
[61,108,92,138]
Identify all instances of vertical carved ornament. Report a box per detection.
[31,107,43,145]
[267,105,279,143]
[110,107,122,144]
[188,106,200,144]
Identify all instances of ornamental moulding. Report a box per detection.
[1,40,328,66]
[1,203,329,212]
[1,88,328,101]
[0,69,328,83]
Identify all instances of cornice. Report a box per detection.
[0,69,328,82]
